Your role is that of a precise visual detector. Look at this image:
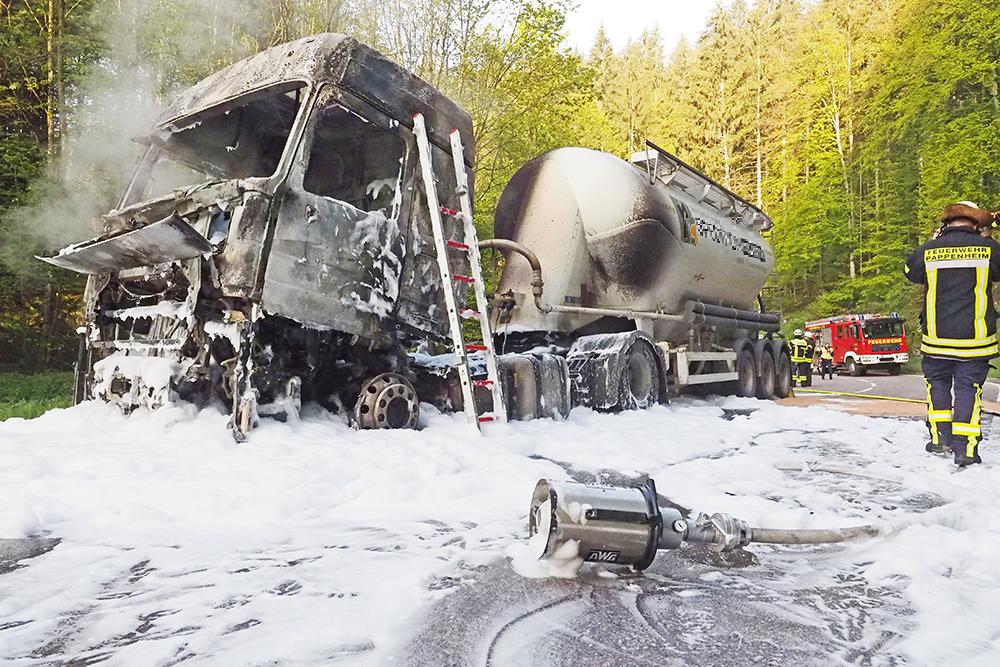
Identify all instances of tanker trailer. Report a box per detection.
[482,141,790,412]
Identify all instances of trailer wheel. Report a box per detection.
[755,349,776,399]
[355,373,420,429]
[619,338,661,409]
[773,347,793,398]
[847,358,861,377]
[735,346,757,398]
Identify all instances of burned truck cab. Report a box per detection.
[44,34,474,436]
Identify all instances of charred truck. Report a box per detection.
[44,34,789,438]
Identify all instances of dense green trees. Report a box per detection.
[2,0,998,369]
[588,0,1000,331]
[1,0,101,370]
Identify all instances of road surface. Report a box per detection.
[806,369,1000,402]
[778,369,1000,417]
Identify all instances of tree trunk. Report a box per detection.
[55,0,65,159]
[46,0,55,160]
[42,283,57,366]
[874,167,880,223]
[755,44,763,208]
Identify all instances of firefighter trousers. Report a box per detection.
[922,356,990,458]
[794,362,812,387]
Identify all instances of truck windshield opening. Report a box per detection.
[125,84,306,205]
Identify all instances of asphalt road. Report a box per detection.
[805,368,1000,403]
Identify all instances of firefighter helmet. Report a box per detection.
[941,201,994,229]
[793,329,803,337]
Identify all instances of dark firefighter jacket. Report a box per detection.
[790,337,812,363]
[904,226,1000,359]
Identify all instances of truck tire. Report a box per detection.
[735,346,757,398]
[847,358,861,377]
[753,341,775,399]
[888,364,901,376]
[772,346,793,398]
[566,331,661,411]
[619,337,661,409]
[496,353,572,421]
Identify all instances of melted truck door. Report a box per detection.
[261,86,408,342]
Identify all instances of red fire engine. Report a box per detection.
[804,313,908,376]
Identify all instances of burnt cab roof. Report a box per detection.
[157,33,474,167]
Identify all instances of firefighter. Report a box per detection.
[905,201,1000,466]
[819,344,834,380]
[789,329,813,387]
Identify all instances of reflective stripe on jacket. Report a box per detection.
[905,227,1000,360]
[790,338,811,362]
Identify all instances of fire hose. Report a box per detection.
[529,479,878,571]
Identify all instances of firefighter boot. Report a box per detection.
[925,441,950,455]
[924,417,951,455]
[953,438,983,467]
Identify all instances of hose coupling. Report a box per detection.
[685,512,752,552]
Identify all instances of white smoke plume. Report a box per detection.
[2,0,515,270]
[2,0,267,267]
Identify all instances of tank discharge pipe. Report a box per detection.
[528,479,878,571]
[479,239,686,323]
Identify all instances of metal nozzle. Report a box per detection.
[529,478,665,570]
[526,479,875,573]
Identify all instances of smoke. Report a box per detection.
[0,0,267,271]
[0,0,510,273]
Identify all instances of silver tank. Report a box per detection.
[492,146,775,343]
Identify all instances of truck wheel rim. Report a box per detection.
[355,373,419,429]
[622,342,659,408]
[627,350,654,404]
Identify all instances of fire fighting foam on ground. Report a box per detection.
[2,399,1000,665]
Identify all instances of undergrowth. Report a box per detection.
[0,372,73,420]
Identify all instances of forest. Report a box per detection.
[1,0,999,373]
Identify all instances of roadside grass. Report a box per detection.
[0,372,74,421]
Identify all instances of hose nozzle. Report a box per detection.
[526,479,876,572]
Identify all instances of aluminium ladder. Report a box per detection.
[412,113,507,429]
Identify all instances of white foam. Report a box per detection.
[1,397,998,663]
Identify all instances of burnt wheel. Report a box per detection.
[618,338,661,410]
[735,346,757,398]
[354,373,420,429]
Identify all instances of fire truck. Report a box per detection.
[804,314,908,376]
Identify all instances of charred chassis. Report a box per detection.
[46,34,490,437]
